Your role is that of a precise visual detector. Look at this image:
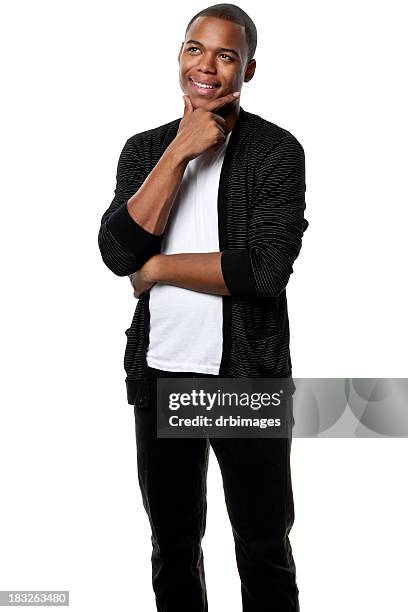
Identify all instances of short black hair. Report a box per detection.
[184,3,257,63]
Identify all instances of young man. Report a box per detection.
[98,4,308,611]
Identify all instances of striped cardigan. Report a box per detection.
[98,106,309,406]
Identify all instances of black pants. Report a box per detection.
[133,366,299,612]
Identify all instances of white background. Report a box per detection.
[1,1,407,610]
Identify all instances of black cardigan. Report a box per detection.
[98,106,309,406]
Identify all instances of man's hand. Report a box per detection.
[172,91,240,162]
[128,256,160,298]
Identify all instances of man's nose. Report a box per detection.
[197,55,217,73]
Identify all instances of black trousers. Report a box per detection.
[133,365,299,612]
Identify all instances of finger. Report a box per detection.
[203,91,240,112]
[183,95,194,116]
[130,273,139,294]
[214,132,226,147]
[214,122,226,139]
[212,113,227,130]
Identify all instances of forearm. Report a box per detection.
[99,137,187,276]
[148,252,231,296]
[127,142,188,235]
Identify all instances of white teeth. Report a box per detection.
[191,79,218,89]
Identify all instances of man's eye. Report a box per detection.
[186,47,233,61]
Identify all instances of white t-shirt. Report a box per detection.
[146,132,231,374]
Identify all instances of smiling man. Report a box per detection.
[98,4,308,612]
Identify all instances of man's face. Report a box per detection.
[178,16,255,109]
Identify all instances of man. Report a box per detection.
[98,4,308,611]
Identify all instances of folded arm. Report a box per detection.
[131,252,230,297]
[133,133,309,298]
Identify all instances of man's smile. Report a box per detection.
[189,76,222,95]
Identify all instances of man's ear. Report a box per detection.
[244,58,256,83]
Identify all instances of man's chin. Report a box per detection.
[187,83,226,103]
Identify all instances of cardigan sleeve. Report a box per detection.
[220,134,309,298]
[98,137,165,276]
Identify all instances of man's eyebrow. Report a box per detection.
[185,39,240,58]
